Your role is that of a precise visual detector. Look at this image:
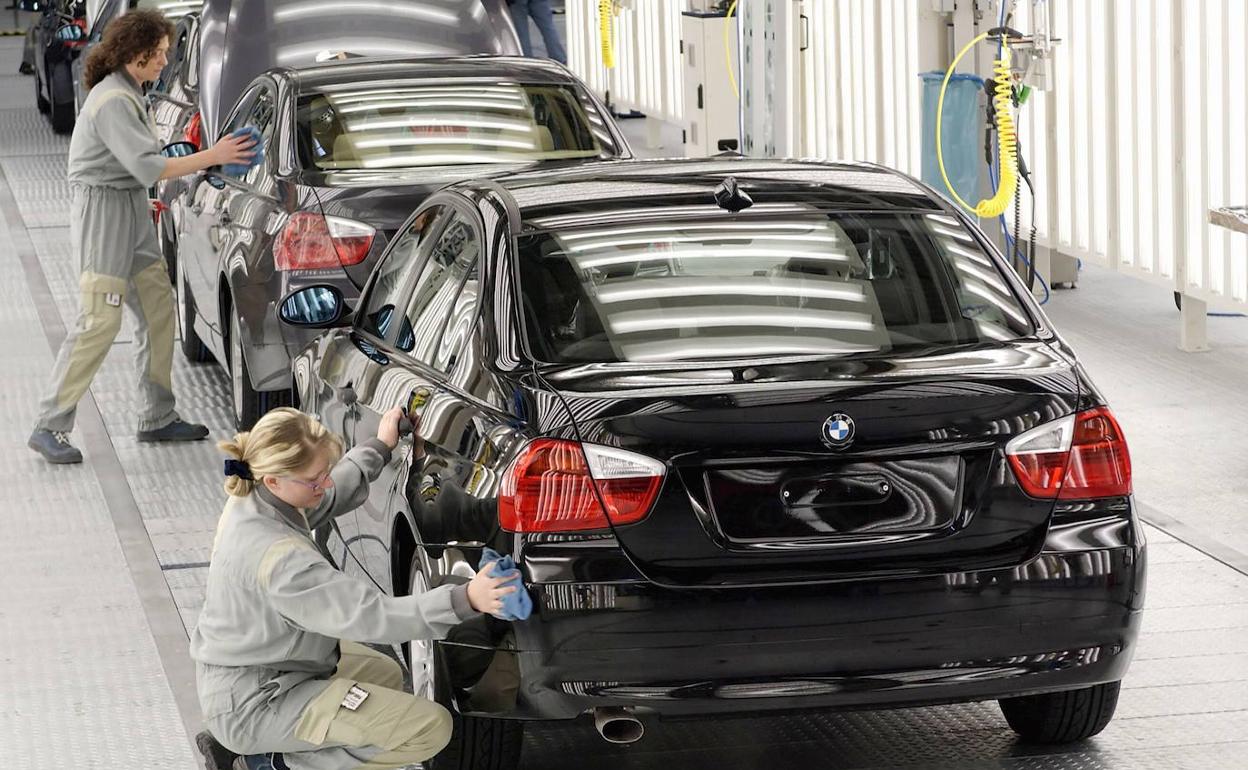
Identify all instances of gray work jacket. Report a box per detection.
[189,439,475,694]
[68,70,166,189]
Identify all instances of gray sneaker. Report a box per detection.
[28,429,84,464]
[137,419,210,442]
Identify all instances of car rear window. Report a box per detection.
[516,211,1036,363]
[296,82,610,170]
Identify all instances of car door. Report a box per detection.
[309,203,451,583]
[178,85,257,349]
[336,198,486,581]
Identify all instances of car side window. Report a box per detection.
[358,205,446,343]
[218,87,258,142]
[240,87,276,184]
[432,260,480,375]
[396,211,481,367]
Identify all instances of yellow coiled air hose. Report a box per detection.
[936,32,1018,218]
[600,0,615,68]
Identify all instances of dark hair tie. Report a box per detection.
[224,459,253,481]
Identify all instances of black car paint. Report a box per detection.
[174,58,630,403]
[288,159,1145,726]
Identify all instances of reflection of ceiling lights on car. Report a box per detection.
[608,309,877,335]
[354,136,537,150]
[620,338,879,362]
[347,114,530,132]
[575,247,854,270]
[594,279,867,305]
[274,1,459,25]
[566,233,846,253]
[359,153,509,168]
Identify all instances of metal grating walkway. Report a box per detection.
[1,35,1246,770]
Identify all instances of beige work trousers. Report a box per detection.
[204,641,452,770]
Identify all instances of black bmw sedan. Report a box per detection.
[279,158,1145,770]
[169,55,629,429]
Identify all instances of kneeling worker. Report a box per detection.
[28,9,256,464]
[191,407,517,770]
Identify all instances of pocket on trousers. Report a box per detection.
[293,678,358,747]
[200,687,237,720]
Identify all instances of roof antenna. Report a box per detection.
[713,177,753,212]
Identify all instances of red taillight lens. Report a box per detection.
[498,439,665,533]
[184,111,202,150]
[273,212,375,271]
[1006,407,1132,500]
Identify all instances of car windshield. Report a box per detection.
[296,81,609,170]
[516,210,1036,364]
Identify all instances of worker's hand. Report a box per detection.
[209,131,256,167]
[377,405,407,449]
[468,561,519,617]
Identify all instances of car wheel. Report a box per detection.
[228,306,290,430]
[175,252,211,364]
[999,681,1121,744]
[34,67,49,113]
[49,66,74,134]
[404,552,524,770]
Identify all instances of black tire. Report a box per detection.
[431,710,524,770]
[1174,291,1183,312]
[404,553,524,770]
[175,248,211,364]
[34,67,49,113]
[999,681,1121,744]
[228,306,291,430]
[49,65,74,134]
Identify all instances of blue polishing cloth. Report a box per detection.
[478,547,532,621]
[221,125,263,176]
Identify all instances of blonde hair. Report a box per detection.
[218,408,344,497]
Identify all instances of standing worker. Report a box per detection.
[27,9,256,464]
[192,407,518,770]
[507,0,568,65]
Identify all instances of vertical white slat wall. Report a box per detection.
[1014,0,1248,305]
[797,0,920,175]
[565,0,685,126]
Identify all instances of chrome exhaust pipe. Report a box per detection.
[593,706,644,744]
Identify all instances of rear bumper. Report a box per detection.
[442,511,1146,721]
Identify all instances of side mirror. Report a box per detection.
[161,141,197,158]
[279,285,351,328]
[55,24,85,42]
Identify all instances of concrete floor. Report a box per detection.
[2,33,1248,770]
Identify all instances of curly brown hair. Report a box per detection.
[83,9,175,90]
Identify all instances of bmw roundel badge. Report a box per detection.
[821,413,856,449]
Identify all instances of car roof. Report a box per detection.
[472,159,948,227]
[288,55,584,92]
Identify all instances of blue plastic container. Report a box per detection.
[920,71,984,209]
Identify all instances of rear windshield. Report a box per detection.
[296,82,612,170]
[516,211,1035,363]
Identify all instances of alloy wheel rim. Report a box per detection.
[407,566,436,700]
[230,313,244,423]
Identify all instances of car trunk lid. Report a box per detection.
[541,341,1082,587]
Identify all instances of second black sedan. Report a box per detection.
[169,55,630,428]
[278,158,1145,770]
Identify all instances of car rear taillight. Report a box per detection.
[273,212,375,271]
[498,439,665,533]
[1006,407,1132,500]
[184,111,202,150]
